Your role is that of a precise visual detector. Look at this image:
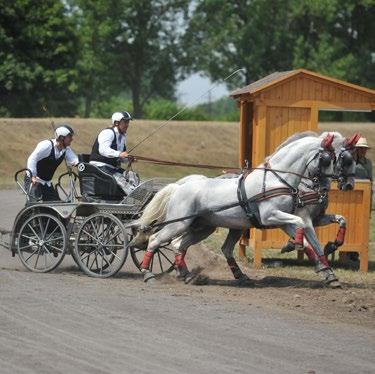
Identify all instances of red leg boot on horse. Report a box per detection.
[140,250,156,283]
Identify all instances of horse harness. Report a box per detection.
[236,163,328,228]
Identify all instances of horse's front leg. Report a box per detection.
[314,214,347,256]
[262,210,306,250]
[300,225,341,288]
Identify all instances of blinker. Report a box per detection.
[341,150,353,167]
[319,151,332,167]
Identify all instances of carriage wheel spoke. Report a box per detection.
[106,249,122,262]
[42,217,51,239]
[89,252,98,270]
[26,223,41,241]
[159,250,175,266]
[81,228,99,242]
[34,249,41,268]
[157,251,164,272]
[44,224,59,242]
[150,255,154,272]
[106,229,121,243]
[20,234,36,241]
[38,216,44,238]
[80,249,94,262]
[18,243,35,251]
[100,254,104,275]
[102,256,114,272]
[90,221,100,241]
[44,236,64,244]
[101,216,105,240]
[45,243,64,253]
[103,221,115,242]
[77,242,99,247]
[85,251,91,267]
[132,248,145,254]
[159,245,174,252]
[24,248,40,262]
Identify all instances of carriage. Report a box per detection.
[0,155,176,278]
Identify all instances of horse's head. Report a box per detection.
[335,133,361,191]
[305,133,336,192]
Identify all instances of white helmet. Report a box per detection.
[111,111,132,125]
[55,125,74,138]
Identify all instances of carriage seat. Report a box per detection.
[77,154,124,201]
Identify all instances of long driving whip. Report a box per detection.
[128,68,245,153]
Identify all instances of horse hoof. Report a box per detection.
[328,280,342,289]
[143,272,156,283]
[184,267,204,284]
[184,272,198,284]
[281,242,295,253]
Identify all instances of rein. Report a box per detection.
[130,154,314,181]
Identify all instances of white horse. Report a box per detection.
[132,132,353,287]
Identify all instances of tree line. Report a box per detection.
[0,0,374,119]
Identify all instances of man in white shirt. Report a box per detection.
[27,125,79,201]
[90,111,136,196]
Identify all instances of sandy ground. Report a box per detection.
[0,190,374,374]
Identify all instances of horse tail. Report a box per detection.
[134,183,178,228]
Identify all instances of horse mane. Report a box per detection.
[265,131,318,161]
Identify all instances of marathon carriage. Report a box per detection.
[0,155,176,278]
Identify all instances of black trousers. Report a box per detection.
[30,183,60,202]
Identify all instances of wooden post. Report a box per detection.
[359,181,371,272]
[238,101,253,259]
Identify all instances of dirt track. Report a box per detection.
[0,190,374,374]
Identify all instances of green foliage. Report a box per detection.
[143,99,208,121]
[0,0,80,116]
[183,0,375,92]
[291,0,375,88]
[0,0,374,118]
[80,96,133,119]
[196,97,240,121]
[69,0,121,117]
[182,0,296,88]
[70,0,189,118]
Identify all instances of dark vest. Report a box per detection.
[36,140,66,181]
[90,127,126,167]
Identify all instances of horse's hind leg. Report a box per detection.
[171,225,216,283]
[221,229,250,282]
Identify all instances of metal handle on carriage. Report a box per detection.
[14,168,33,199]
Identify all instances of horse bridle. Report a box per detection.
[335,148,355,184]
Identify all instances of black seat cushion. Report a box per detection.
[78,153,91,163]
[77,161,124,200]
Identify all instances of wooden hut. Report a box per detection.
[230,69,375,271]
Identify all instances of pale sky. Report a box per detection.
[177,73,229,107]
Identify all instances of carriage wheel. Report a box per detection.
[130,243,175,276]
[74,213,129,278]
[17,213,67,273]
